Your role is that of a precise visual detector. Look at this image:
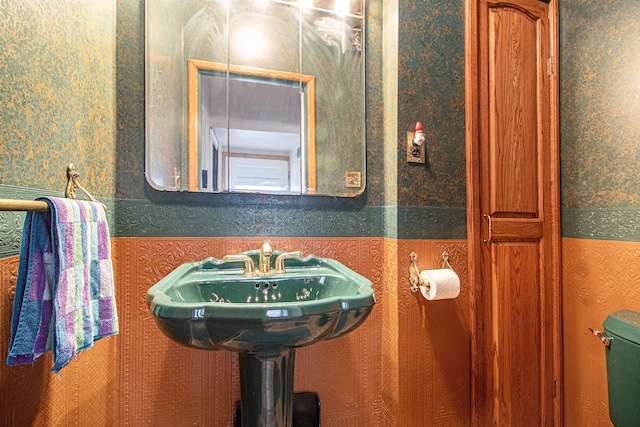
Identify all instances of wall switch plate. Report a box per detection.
[407,132,425,163]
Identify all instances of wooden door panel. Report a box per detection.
[467,0,560,425]
[487,217,543,241]
[493,242,542,425]
[483,1,552,422]
[488,4,543,217]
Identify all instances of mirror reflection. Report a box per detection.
[145,0,365,196]
[188,61,316,194]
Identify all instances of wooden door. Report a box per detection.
[465,0,561,425]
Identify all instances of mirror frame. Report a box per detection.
[187,59,317,194]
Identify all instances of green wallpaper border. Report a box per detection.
[7,189,639,256]
[561,208,640,242]
[6,184,640,258]
[115,199,384,238]
[1,185,467,258]
[114,199,467,240]
[396,206,467,240]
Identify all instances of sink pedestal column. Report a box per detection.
[238,349,296,427]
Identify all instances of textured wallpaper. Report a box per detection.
[8,0,640,240]
[0,0,468,254]
[397,0,466,209]
[560,0,640,240]
[560,2,640,425]
[560,0,640,209]
[0,1,116,198]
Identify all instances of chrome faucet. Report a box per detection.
[259,240,274,274]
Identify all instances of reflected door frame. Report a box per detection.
[186,59,316,193]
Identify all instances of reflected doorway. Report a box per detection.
[187,60,317,194]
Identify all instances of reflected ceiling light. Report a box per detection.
[334,0,349,16]
[299,0,312,12]
[234,27,268,60]
[255,0,270,13]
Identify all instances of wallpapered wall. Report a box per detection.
[0,1,117,257]
[4,0,640,425]
[560,0,640,425]
[560,0,640,242]
[0,0,467,245]
[0,1,119,424]
[0,0,471,425]
[0,1,116,197]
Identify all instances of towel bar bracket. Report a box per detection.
[0,163,105,212]
[65,163,106,210]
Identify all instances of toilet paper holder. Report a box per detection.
[409,251,453,293]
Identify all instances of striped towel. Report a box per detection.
[7,197,118,374]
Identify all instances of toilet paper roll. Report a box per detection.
[419,269,460,300]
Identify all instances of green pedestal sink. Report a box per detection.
[146,243,375,427]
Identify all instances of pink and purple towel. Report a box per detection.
[6,197,118,374]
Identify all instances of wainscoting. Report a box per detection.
[0,236,472,426]
[562,238,640,426]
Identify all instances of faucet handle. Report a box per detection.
[274,251,303,274]
[223,254,256,276]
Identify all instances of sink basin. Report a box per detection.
[146,250,375,353]
[146,246,375,427]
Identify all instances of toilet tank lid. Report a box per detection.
[604,309,640,345]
